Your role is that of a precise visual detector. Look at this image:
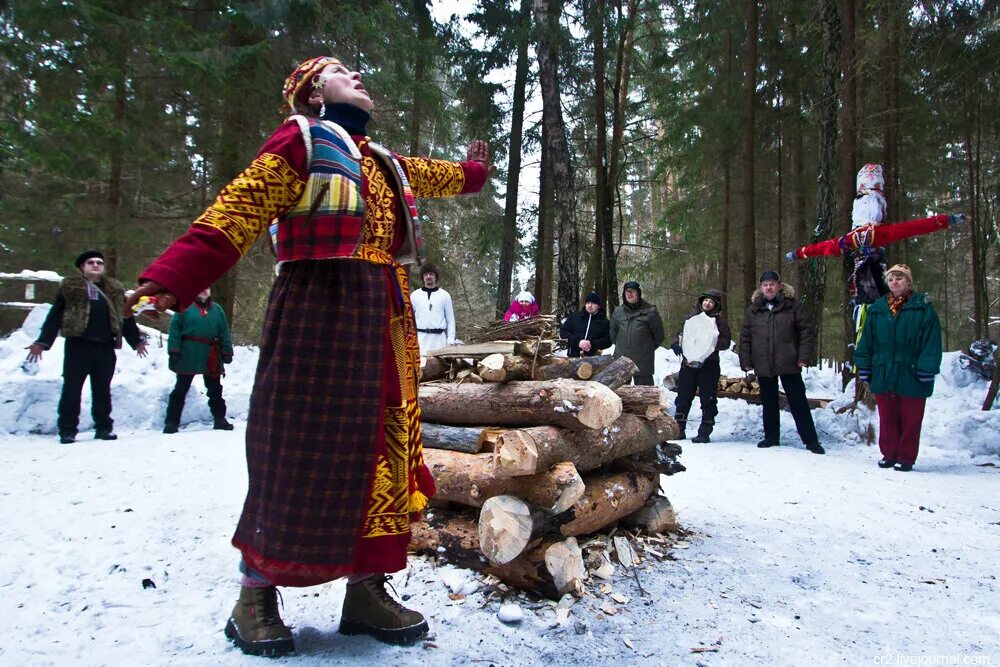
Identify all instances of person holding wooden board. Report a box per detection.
[670,289,731,443]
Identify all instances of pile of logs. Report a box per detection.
[411,343,685,599]
[663,371,832,410]
[716,373,832,409]
[467,315,559,343]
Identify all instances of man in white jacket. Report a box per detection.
[411,263,456,355]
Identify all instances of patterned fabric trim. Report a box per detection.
[194,152,304,256]
[355,245,395,266]
[400,156,467,198]
[359,264,430,537]
[369,142,423,265]
[361,407,412,538]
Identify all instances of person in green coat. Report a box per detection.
[610,281,665,386]
[854,264,942,472]
[163,287,235,433]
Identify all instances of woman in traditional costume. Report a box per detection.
[128,56,490,655]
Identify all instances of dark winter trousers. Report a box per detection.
[674,360,720,437]
[875,392,926,465]
[57,338,117,436]
[165,373,226,426]
[632,374,655,386]
[758,373,819,445]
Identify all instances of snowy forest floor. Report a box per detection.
[2,424,998,666]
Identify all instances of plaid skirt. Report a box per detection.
[232,258,434,586]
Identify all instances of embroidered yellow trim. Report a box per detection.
[193,152,304,256]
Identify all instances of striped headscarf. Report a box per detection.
[282,56,342,111]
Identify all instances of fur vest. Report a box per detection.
[59,275,126,338]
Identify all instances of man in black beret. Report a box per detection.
[26,250,148,443]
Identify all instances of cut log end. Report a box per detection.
[479,496,535,565]
[493,430,539,476]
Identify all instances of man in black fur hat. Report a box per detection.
[26,250,147,443]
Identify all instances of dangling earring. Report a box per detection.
[319,102,326,118]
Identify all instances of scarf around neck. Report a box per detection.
[887,291,912,317]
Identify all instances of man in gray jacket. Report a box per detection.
[738,270,823,454]
[610,281,665,386]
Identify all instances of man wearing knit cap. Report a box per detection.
[411,263,456,355]
[127,56,492,654]
[739,270,824,454]
[26,250,148,443]
[560,291,612,357]
[610,281,665,385]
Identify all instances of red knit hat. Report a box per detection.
[281,56,342,111]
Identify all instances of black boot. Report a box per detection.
[214,417,235,431]
[208,384,232,429]
[674,413,687,441]
[95,429,118,441]
[165,381,187,431]
[805,441,826,455]
[691,421,713,443]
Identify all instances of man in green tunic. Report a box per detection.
[163,287,235,433]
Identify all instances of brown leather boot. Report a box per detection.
[223,586,295,656]
[339,574,429,645]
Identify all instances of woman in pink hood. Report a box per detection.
[504,291,540,322]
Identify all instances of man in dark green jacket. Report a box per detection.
[739,271,823,454]
[610,281,665,386]
[853,263,941,471]
[26,250,148,443]
[163,287,235,433]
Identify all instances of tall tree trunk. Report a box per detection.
[409,0,433,156]
[535,0,580,317]
[881,0,900,226]
[740,0,759,306]
[535,131,555,312]
[839,0,858,366]
[604,0,638,310]
[965,118,983,339]
[214,18,265,322]
[721,29,734,304]
[585,0,608,300]
[789,87,806,291]
[776,97,784,270]
[105,59,127,279]
[497,0,533,317]
[803,0,842,352]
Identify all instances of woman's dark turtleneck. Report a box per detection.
[320,103,371,137]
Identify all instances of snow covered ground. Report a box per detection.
[1,305,998,665]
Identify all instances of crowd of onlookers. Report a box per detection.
[29,251,942,474]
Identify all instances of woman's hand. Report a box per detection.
[126,281,177,319]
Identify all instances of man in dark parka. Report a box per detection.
[610,281,665,385]
[163,287,235,433]
[738,271,824,454]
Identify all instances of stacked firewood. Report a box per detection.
[716,373,832,409]
[411,344,685,599]
[467,315,560,343]
[663,371,832,410]
[718,374,761,396]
